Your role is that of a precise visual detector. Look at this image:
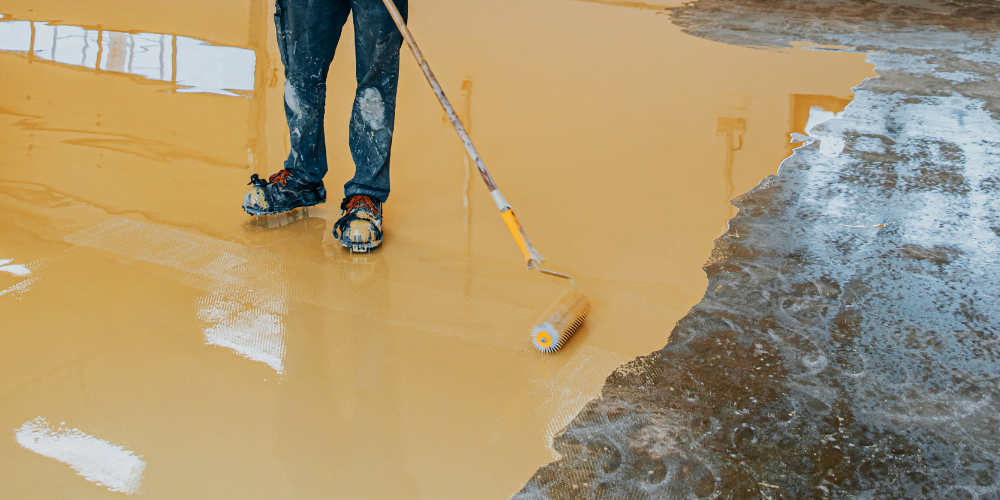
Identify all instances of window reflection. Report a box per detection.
[0,16,255,97]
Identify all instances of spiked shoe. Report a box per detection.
[331,195,383,253]
[243,169,326,216]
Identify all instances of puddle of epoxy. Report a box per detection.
[0,1,875,499]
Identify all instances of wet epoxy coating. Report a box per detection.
[0,1,875,498]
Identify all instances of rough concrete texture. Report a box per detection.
[516,1,1000,498]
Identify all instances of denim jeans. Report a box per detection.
[274,0,407,203]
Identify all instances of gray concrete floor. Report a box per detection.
[516,0,1000,498]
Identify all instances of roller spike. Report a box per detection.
[530,288,591,353]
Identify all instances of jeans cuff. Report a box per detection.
[344,185,389,203]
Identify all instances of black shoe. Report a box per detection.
[243,169,326,216]
[331,195,383,253]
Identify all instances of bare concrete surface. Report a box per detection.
[517,1,1000,498]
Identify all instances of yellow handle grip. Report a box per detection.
[501,209,533,264]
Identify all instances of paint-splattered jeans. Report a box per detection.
[274,0,407,203]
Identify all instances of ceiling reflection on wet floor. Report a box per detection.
[0,14,255,96]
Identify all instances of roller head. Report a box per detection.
[531,288,591,353]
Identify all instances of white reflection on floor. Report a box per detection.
[14,417,146,495]
[0,260,31,276]
[0,257,36,297]
[0,16,255,97]
[196,293,287,374]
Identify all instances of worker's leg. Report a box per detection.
[244,0,352,216]
[342,0,408,203]
[277,0,352,183]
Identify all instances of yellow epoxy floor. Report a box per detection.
[0,1,875,498]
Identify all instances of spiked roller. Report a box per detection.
[531,288,591,353]
[381,0,591,353]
